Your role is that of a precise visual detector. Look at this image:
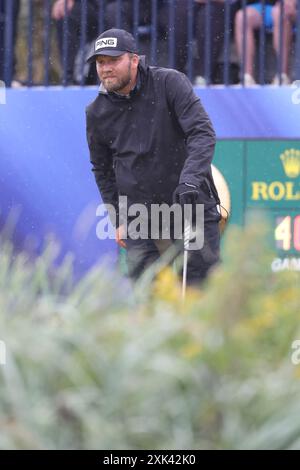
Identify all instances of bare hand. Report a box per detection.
[52,0,75,20]
[116,224,127,249]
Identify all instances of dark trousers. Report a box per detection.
[168,0,226,78]
[126,206,221,285]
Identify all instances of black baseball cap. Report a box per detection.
[86,28,138,63]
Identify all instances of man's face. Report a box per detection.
[96,53,138,93]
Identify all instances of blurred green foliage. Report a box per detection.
[0,221,299,449]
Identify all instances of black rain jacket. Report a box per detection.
[86,57,220,225]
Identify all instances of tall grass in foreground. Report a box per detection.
[0,222,299,449]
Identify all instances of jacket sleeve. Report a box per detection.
[86,108,119,227]
[165,70,216,188]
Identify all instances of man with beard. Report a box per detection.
[85,29,221,285]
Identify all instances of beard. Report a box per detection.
[102,62,132,93]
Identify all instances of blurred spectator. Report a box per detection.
[104,0,172,43]
[192,0,227,85]
[105,0,154,29]
[160,0,235,84]
[160,0,189,73]
[235,0,297,85]
[105,0,193,75]
[272,0,297,83]
[106,0,228,85]
[0,0,20,86]
[52,0,99,84]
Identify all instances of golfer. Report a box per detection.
[86,28,221,285]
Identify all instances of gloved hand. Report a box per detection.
[172,183,199,206]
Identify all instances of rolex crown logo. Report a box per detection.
[280,149,300,178]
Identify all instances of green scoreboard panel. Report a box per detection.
[214,140,300,273]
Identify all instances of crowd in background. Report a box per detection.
[0,0,298,87]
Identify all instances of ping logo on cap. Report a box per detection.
[95,37,117,51]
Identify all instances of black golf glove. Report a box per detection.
[173,182,199,206]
